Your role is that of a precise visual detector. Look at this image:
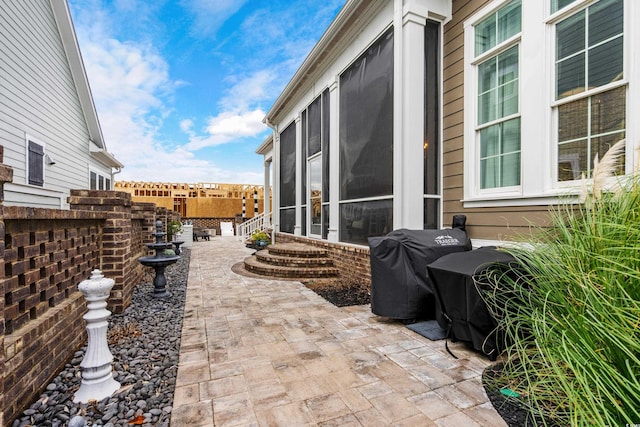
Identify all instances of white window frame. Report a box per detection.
[463,0,639,208]
[464,0,527,205]
[307,153,322,239]
[89,169,111,190]
[548,0,631,189]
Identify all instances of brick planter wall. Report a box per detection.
[0,189,180,426]
[2,292,86,423]
[274,233,372,288]
[1,207,106,425]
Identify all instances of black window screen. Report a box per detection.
[424,20,440,197]
[28,141,44,186]
[340,200,393,245]
[339,28,394,201]
[322,89,330,203]
[279,122,296,208]
[280,208,295,234]
[301,206,307,236]
[322,204,329,239]
[308,96,321,156]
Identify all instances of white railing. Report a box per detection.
[237,211,271,241]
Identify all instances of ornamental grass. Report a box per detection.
[480,140,640,425]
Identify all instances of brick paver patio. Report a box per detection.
[171,237,507,426]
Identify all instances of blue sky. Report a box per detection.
[67,0,346,184]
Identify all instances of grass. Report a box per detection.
[480,140,640,425]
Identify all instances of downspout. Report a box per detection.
[111,167,122,191]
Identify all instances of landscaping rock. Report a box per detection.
[11,249,190,427]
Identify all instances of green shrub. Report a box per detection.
[481,140,640,425]
[251,230,270,243]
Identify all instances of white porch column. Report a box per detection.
[294,115,302,236]
[328,81,340,242]
[272,131,280,234]
[264,160,271,227]
[393,1,428,230]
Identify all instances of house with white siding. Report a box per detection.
[260,0,638,248]
[0,0,123,209]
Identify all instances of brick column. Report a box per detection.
[69,190,133,313]
[132,202,157,249]
[0,146,13,426]
[156,207,168,234]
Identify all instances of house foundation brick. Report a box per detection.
[274,233,371,288]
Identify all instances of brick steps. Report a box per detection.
[244,243,338,279]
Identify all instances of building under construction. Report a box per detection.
[115,181,268,219]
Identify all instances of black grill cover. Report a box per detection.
[369,228,472,320]
[427,246,518,358]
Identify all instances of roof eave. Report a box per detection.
[264,0,371,125]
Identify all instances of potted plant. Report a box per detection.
[251,230,270,247]
[167,220,183,242]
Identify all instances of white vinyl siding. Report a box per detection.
[0,0,107,207]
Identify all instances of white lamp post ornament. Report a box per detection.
[73,269,120,403]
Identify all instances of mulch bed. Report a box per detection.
[302,279,370,307]
[483,363,559,427]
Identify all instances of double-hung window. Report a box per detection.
[464,0,635,207]
[553,0,625,182]
[471,0,522,193]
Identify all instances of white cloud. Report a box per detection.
[184,109,267,151]
[180,0,249,38]
[219,70,276,111]
[179,119,194,133]
[207,110,266,138]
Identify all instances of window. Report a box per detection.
[302,90,330,238]
[463,0,635,207]
[309,157,322,236]
[424,20,441,229]
[28,140,44,186]
[474,0,521,190]
[90,171,112,190]
[339,28,394,244]
[279,122,296,234]
[554,0,625,181]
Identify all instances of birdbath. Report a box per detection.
[172,240,185,255]
[138,220,179,298]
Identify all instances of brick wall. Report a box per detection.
[274,233,372,288]
[1,207,105,425]
[0,216,5,427]
[0,190,179,426]
[2,292,86,423]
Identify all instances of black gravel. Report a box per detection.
[12,249,190,427]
